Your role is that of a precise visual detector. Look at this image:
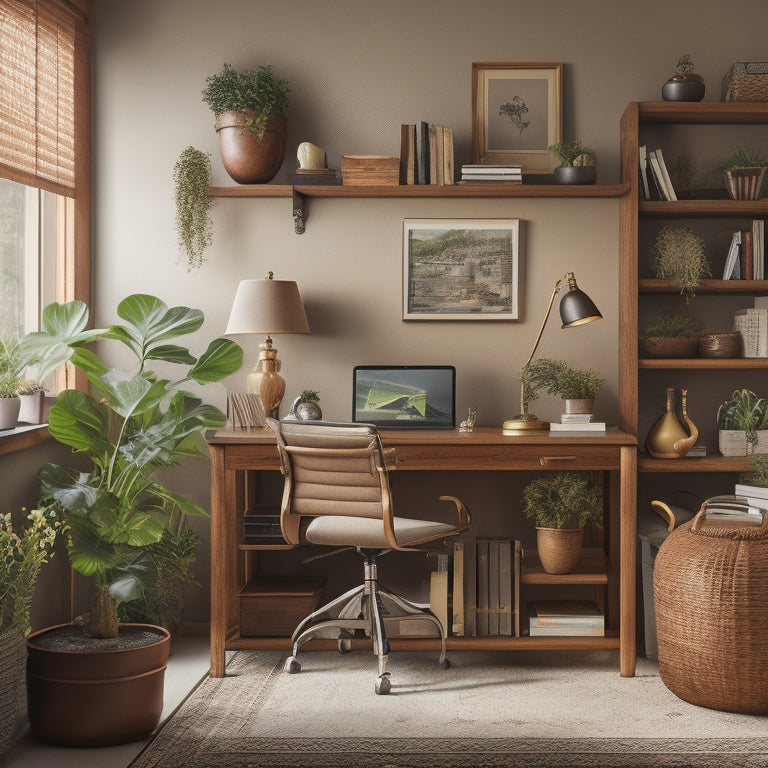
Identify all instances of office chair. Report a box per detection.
[267,417,471,694]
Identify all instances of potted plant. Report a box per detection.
[649,225,711,302]
[0,334,23,429]
[640,313,699,358]
[548,140,597,184]
[717,388,768,456]
[0,507,62,754]
[522,358,605,414]
[662,54,705,102]
[173,146,215,272]
[522,472,603,574]
[285,389,322,420]
[202,62,291,184]
[22,294,243,746]
[721,146,768,201]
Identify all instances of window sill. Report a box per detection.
[0,424,50,457]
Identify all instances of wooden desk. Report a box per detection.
[206,426,637,677]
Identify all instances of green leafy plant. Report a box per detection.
[201,63,290,138]
[522,358,605,401]
[298,389,320,402]
[522,472,603,529]
[649,225,711,302]
[1,507,64,636]
[740,454,768,488]
[721,146,768,171]
[173,147,215,272]
[24,295,243,639]
[717,388,768,446]
[641,313,697,340]
[548,140,596,167]
[0,334,24,397]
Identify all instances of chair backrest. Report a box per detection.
[267,418,393,545]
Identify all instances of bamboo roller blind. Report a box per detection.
[0,0,88,197]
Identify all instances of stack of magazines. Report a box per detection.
[460,164,522,183]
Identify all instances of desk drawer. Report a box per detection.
[392,444,621,471]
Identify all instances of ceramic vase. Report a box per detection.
[646,387,698,458]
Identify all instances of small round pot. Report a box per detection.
[662,80,705,102]
[536,527,584,575]
[215,111,287,184]
[564,397,594,415]
[554,166,596,185]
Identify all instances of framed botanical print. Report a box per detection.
[403,218,523,320]
[472,62,562,173]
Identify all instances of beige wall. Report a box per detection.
[16,0,767,625]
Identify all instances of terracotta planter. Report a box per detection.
[215,111,287,184]
[26,622,170,747]
[536,527,584,574]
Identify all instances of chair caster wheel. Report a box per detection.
[338,638,352,654]
[284,656,301,674]
[440,657,451,670]
[375,674,391,695]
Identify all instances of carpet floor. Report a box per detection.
[130,649,768,768]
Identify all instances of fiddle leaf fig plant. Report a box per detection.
[26,295,243,639]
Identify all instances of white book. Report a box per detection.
[550,422,606,432]
[648,151,672,201]
[653,148,677,201]
[529,625,605,637]
[639,145,650,200]
[560,413,593,423]
[528,600,604,629]
[735,483,768,500]
[723,231,742,279]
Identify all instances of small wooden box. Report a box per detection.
[340,155,400,185]
[239,576,326,637]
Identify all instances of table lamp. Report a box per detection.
[502,272,602,434]
[225,272,310,419]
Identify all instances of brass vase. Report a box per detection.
[646,387,698,458]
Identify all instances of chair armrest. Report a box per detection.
[382,447,398,470]
[438,495,471,531]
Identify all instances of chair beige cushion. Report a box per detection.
[305,515,457,549]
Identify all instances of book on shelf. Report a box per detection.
[399,124,416,185]
[700,496,766,526]
[559,413,593,424]
[638,145,650,200]
[723,222,766,280]
[734,483,768,501]
[647,149,677,201]
[405,121,455,185]
[451,536,477,636]
[460,163,522,183]
[723,230,742,279]
[685,443,707,457]
[549,421,606,432]
[528,600,604,637]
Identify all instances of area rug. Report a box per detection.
[130,649,768,768]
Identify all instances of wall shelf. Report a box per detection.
[208,183,629,234]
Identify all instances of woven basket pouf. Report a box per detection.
[653,501,768,714]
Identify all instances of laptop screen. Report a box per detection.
[352,365,456,429]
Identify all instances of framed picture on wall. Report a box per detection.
[403,218,523,320]
[472,62,562,173]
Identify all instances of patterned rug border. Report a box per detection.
[130,652,768,768]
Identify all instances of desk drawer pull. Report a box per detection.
[539,455,577,465]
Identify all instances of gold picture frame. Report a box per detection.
[472,62,562,174]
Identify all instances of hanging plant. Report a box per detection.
[649,225,711,302]
[173,146,215,271]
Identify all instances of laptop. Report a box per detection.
[352,365,456,429]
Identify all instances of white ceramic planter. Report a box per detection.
[0,396,21,430]
[719,429,768,456]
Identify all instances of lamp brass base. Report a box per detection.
[501,416,550,434]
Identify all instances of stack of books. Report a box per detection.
[399,122,454,185]
[459,164,522,183]
[639,145,676,200]
[527,600,604,637]
[449,536,521,637]
[723,220,765,280]
[549,412,606,433]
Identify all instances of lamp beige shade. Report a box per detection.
[225,278,310,336]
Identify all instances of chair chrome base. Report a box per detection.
[284,548,450,694]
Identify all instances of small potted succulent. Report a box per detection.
[522,472,603,574]
[721,146,768,201]
[662,55,705,102]
[548,140,597,184]
[202,62,291,184]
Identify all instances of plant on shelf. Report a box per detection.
[722,146,768,172]
[173,146,215,272]
[522,472,603,574]
[662,55,705,101]
[717,388,768,456]
[649,225,711,302]
[286,388,322,420]
[202,62,291,184]
[639,313,699,358]
[0,334,24,429]
[24,295,243,638]
[720,146,768,201]
[548,140,597,184]
[739,454,768,488]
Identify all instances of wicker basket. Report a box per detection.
[654,503,768,714]
[697,331,742,358]
[0,626,26,754]
[722,62,768,102]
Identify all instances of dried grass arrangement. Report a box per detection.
[649,226,711,302]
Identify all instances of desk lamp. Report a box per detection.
[225,272,310,418]
[502,272,602,434]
